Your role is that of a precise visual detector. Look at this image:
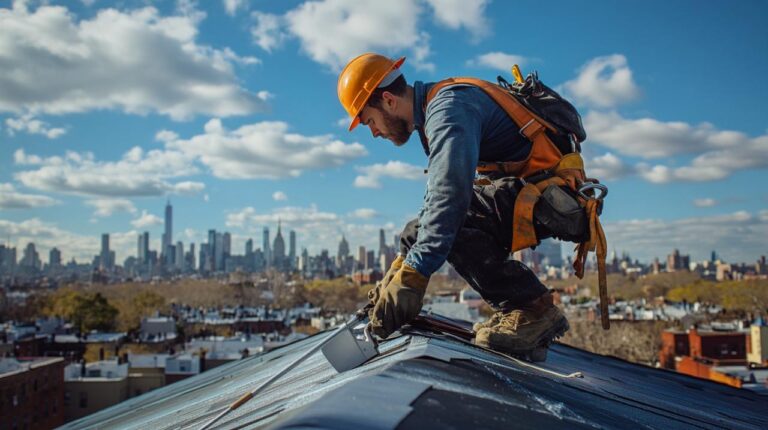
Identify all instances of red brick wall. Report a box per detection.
[0,358,66,430]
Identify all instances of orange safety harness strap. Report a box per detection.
[425,77,610,329]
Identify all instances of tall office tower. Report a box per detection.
[20,243,41,270]
[365,250,375,270]
[137,231,149,264]
[223,232,232,258]
[245,238,253,256]
[100,234,111,270]
[357,246,366,268]
[214,232,225,271]
[162,200,173,257]
[188,243,196,271]
[175,241,184,268]
[199,243,209,272]
[263,227,271,268]
[49,247,61,267]
[337,235,350,261]
[537,238,563,267]
[208,229,217,271]
[378,229,387,258]
[272,221,286,270]
[289,230,296,268]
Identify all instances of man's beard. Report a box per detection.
[380,109,411,146]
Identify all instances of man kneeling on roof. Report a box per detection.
[338,53,608,359]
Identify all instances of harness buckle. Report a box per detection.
[578,182,608,201]
[518,119,536,138]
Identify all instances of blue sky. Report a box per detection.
[1,0,766,265]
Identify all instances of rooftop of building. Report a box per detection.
[62,313,768,430]
[0,357,64,377]
[64,359,128,381]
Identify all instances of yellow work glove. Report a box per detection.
[368,255,404,305]
[370,263,429,338]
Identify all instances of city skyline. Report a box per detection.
[1,1,766,266]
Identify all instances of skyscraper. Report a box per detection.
[49,247,61,267]
[289,230,296,269]
[20,243,41,270]
[273,221,286,270]
[162,200,173,258]
[207,229,217,271]
[263,227,271,268]
[100,233,111,270]
[137,231,149,264]
[378,228,387,258]
[245,238,253,256]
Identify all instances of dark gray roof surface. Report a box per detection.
[61,315,768,430]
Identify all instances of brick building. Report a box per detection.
[0,357,66,430]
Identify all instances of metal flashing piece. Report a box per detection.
[321,322,379,372]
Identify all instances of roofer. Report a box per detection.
[337,53,609,359]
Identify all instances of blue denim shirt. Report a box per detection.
[403,80,532,277]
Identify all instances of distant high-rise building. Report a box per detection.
[365,250,375,271]
[289,230,296,268]
[49,247,61,267]
[667,249,690,272]
[137,231,150,264]
[337,236,350,260]
[175,241,184,268]
[100,234,112,270]
[357,246,366,268]
[245,239,253,256]
[162,200,173,258]
[263,227,271,268]
[378,229,387,258]
[273,221,286,270]
[223,232,231,257]
[214,232,224,271]
[0,244,17,273]
[207,229,217,271]
[187,243,196,271]
[20,242,41,270]
[537,239,563,268]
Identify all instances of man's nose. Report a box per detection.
[369,124,381,138]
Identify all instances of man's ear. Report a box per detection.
[381,91,397,112]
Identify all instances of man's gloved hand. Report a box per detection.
[368,255,404,305]
[370,263,429,338]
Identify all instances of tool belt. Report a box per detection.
[426,76,611,329]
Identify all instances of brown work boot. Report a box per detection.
[472,311,503,333]
[475,292,569,359]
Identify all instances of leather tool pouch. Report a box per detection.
[533,185,589,243]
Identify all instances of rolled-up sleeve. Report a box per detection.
[404,89,481,277]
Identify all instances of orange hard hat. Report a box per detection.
[337,53,406,131]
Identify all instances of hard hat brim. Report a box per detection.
[348,56,406,131]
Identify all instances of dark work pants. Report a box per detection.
[399,177,548,311]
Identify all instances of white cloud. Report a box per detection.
[466,52,527,72]
[693,198,717,208]
[13,147,204,197]
[424,0,490,39]
[272,191,288,201]
[353,161,424,188]
[561,55,640,108]
[0,183,59,209]
[85,198,137,217]
[603,211,768,263]
[131,210,163,228]
[0,2,266,120]
[166,118,367,179]
[282,0,434,71]
[349,208,378,219]
[155,130,179,142]
[250,11,287,52]
[5,115,66,139]
[585,111,768,183]
[223,0,248,16]
[584,152,634,181]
